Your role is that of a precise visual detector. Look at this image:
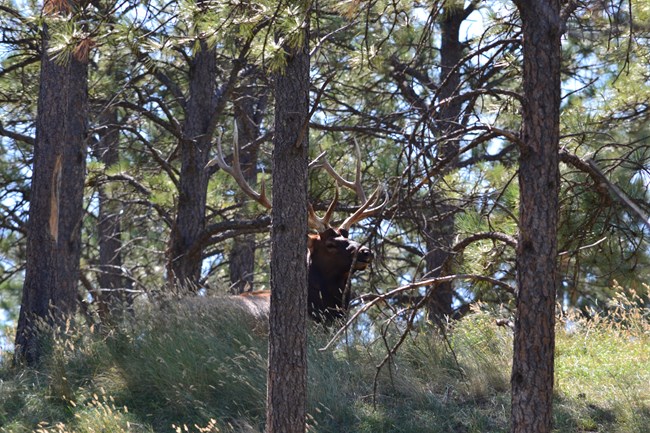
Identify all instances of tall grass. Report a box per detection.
[554,287,650,433]
[0,287,648,433]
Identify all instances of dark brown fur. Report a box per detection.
[230,228,372,325]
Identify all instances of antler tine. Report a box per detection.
[308,187,339,232]
[312,140,367,203]
[206,121,271,210]
[352,138,365,202]
[338,184,387,231]
[311,138,386,231]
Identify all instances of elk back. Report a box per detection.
[175,291,270,334]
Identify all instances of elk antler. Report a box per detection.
[310,138,367,202]
[338,184,387,231]
[308,187,338,232]
[207,124,385,232]
[205,121,272,209]
[207,121,339,233]
[310,138,387,231]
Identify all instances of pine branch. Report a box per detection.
[0,122,34,145]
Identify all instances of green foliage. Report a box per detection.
[0,0,648,322]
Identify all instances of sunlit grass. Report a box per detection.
[554,286,650,433]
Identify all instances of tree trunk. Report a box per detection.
[511,1,562,432]
[94,106,129,319]
[229,71,268,293]
[168,38,216,291]
[266,21,310,433]
[424,207,454,317]
[426,3,466,319]
[14,20,89,366]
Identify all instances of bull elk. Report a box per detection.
[206,124,385,324]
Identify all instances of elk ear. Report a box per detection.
[307,233,318,250]
[338,228,349,238]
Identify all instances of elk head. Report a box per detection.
[305,182,385,323]
[306,227,373,322]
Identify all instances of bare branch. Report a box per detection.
[586,158,650,229]
[321,273,516,350]
[0,122,34,145]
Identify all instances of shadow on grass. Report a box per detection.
[553,393,650,433]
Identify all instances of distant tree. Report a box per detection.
[92,104,129,319]
[229,68,269,293]
[424,2,476,320]
[161,0,264,291]
[166,17,220,290]
[265,7,310,433]
[386,1,477,320]
[14,3,89,365]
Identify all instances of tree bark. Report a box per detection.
[511,1,562,432]
[425,3,467,319]
[266,20,310,433]
[168,37,217,290]
[94,105,129,319]
[14,19,89,365]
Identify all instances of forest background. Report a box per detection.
[0,0,649,432]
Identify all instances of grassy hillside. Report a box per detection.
[0,291,648,433]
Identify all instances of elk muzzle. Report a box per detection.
[352,245,373,270]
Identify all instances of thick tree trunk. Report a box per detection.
[14,22,89,366]
[511,1,562,432]
[168,39,216,290]
[266,25,310,433]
